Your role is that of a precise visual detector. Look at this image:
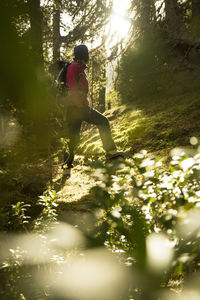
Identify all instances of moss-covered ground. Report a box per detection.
[54,89,200,209]
[77,90,200,160]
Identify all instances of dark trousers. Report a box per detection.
[65,105,116,167]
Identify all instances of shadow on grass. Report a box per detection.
[53,169,72,192]
[56,192,97,223]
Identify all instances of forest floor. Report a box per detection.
[2,86,200,298]
[53,162,97,217]
[52,88,200,216]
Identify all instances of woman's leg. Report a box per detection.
[64,107,82,168]
[83,107,117,152]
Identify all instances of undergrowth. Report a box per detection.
[1,90,200,299]
[1,145,200,299]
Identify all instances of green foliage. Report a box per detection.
[0,189,59,299]
[106,88,121,108]
[115,0,200,103]
[34,190,58,231]
[1,149,200,299]
[88,46,107,111]
[116,43,200,103]
[84,148,200,298]
[0,201,31,232]
[9,202,31,231]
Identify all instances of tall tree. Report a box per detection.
[89,44,107,112]
[97,43,107,113]
[59,1,111,56]
[28,0,43,64]
[191,0,200,39]
[165,0,187,41]
[140,0,153,36]
[52,0,61,61]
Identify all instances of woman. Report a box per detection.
[63,44,123,174]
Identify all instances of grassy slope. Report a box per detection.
[55,88,200,209]
[77,89,200,160]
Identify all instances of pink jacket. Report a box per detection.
[66,62,90,107]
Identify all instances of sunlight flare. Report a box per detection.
[146,233,174,272]
[177,208,200,237]
[106,0,131,50]
[39,248,129,300]
[109,13,130,40]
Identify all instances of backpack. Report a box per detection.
[49,60,71,97]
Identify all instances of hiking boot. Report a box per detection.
[63,167,72,177]
[105,150,125,161]
[62,162,74,170]
[62,151,74,170]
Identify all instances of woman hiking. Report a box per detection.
[63,44,123,175]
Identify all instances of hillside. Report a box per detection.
[2,88,200,300]
[77,89,200,160]
[54,88,200,212]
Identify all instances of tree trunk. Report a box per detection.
[53,0,61,62]
[164,0,186,40]
[98,40,106,113]
[98,66,106,113]
[191,0,200,39]
[28,0,43,64]
[164,0,200,66]
[140,0,152,35]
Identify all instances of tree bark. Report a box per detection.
[191,0,200,39]
[140,0,152,35]
[98,45,106,113]
[98,81,106,112]
[164,0,187,40]
[28,0,43,64]
[53,0,61,62]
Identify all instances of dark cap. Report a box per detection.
[74,45,89,62]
